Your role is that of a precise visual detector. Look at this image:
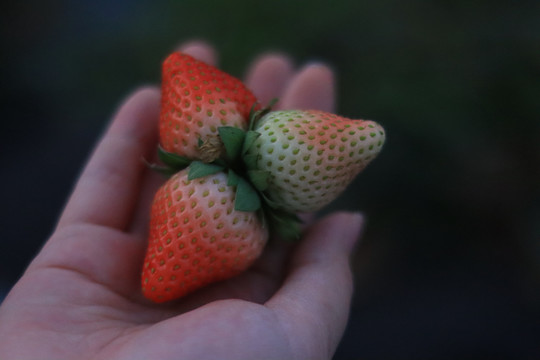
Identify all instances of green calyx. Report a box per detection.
[150,98,302,240]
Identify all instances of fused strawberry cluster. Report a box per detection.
[141,52,385,303]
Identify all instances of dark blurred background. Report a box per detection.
[1,0,539,358]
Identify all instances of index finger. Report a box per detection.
[57,87,160,230]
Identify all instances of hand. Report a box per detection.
[0,41,364,360]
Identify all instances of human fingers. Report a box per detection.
[278,63,336,112]
[266,212,364,359]
[57,87,160,230]
[176,40,217,66]
[244,53,294,106]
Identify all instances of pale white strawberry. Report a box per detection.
[247,110,385,212]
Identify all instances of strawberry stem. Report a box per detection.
[199,135,225,163]
[149,97,302,240]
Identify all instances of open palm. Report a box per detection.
[0,42,363,360]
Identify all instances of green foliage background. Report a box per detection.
[1,0,539,357]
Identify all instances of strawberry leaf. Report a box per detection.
[274,221,301,241]
[265,208,302,241]
[235,177,261,212]
[266,97,279,109]
[242,130,261,155]
[250,98,279,130]
[248,98,278,131]
[243,153,259,171]
[188,161,224,180]
[158,145,191,170]
[247,170,270,191]
[260,192,281,209]
[218,126,246,162]
[227,169,241,187]
[248,101,261,131]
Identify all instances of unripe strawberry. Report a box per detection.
[247,110,385,212]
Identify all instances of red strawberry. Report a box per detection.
[141,169,268,303]
[160,52,259,159]
[245,110,385,212]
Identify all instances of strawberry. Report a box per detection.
[141,168,268,303]
[160,52,259,160]
[142,52,386,303]
[245,110,385,213]
[141,52,267,303]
